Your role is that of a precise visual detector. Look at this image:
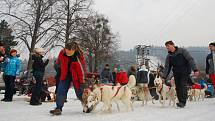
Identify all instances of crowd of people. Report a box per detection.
[0,41,215,115]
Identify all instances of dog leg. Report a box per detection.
[159,95,163,105]
[152,98,155,104]
[142,100,145,106]
[121,99,132,112]
[173,98,176,107]
[169,98,171,106]
[162,94,166,107]
[130,101,134,111]
[141,93,145,106]
[202,93,205,101]
[107,101,112,113]
[115,102,120,112]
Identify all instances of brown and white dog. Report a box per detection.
[154,76,177,107]
[83,85,133,113]
[131,84,154,106]
[188,84,207,101]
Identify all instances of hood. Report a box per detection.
[139,65,148,72]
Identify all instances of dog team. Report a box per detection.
[1,40,214,116]
[50,41,215,115]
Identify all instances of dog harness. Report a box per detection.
[112,86,123,99]
[158,84,163,94]
[100,88,103,101]
[158,84,171,94]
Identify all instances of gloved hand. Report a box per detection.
[80,83,87,90]
[15,76,20,82]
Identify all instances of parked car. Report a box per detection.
[0,72,5,91]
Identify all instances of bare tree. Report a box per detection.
[43,0,93,48]
[77,14,119,72]
[0,0,60,70]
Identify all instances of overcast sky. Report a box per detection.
[93,0,215,50]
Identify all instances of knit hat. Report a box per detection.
[139,65,147,71]
[35,48,45,53]
[117,65,121,72]
[34,48,45,55]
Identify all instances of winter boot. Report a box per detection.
[50,109,62,115]
[1,98,6,101]
[176,102,185,108]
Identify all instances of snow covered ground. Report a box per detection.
[0,88,214,121]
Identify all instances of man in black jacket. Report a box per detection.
[163,41,199,108]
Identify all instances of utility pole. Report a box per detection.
[136,44,151,70]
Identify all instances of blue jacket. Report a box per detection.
[207,84,214,93]
[3,56,21,76]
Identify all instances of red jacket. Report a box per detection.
[116,71,128,84]
[56,49,87,90]
[192,84,201,89]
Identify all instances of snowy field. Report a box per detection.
[0,88,215,121]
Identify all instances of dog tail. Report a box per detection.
[127,75,136,89]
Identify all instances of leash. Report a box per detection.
[100,88,103,101]
[112,86,123,99]
[148,86,157,89]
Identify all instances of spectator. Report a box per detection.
[1,49,21,102]
[100,64,113,84]
[127,65,137,78]
[112,67,118,85]
[30,48,49,106]
[136,65,150,87]
[206,42,215,94]
[0,42,6,72]
[116,67,128,85]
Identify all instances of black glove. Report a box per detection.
[80,83,87,90]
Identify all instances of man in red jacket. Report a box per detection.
[50,42,87,115]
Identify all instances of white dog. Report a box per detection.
[168,77,177,106]
[188,84,207,101]
[154,76,177,107]
[83,85,133,113]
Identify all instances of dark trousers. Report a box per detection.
[55,77,60,94]
[30,71,44,104]
[3,75,16,101]
[56,78,84,110]
[174,73,189,105]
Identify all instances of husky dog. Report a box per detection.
[154,76,177,107]
[83,85,133,113]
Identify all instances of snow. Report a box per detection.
[0,88,215,121]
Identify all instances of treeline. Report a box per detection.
[109,46,210,72]
[0,0,119,72]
